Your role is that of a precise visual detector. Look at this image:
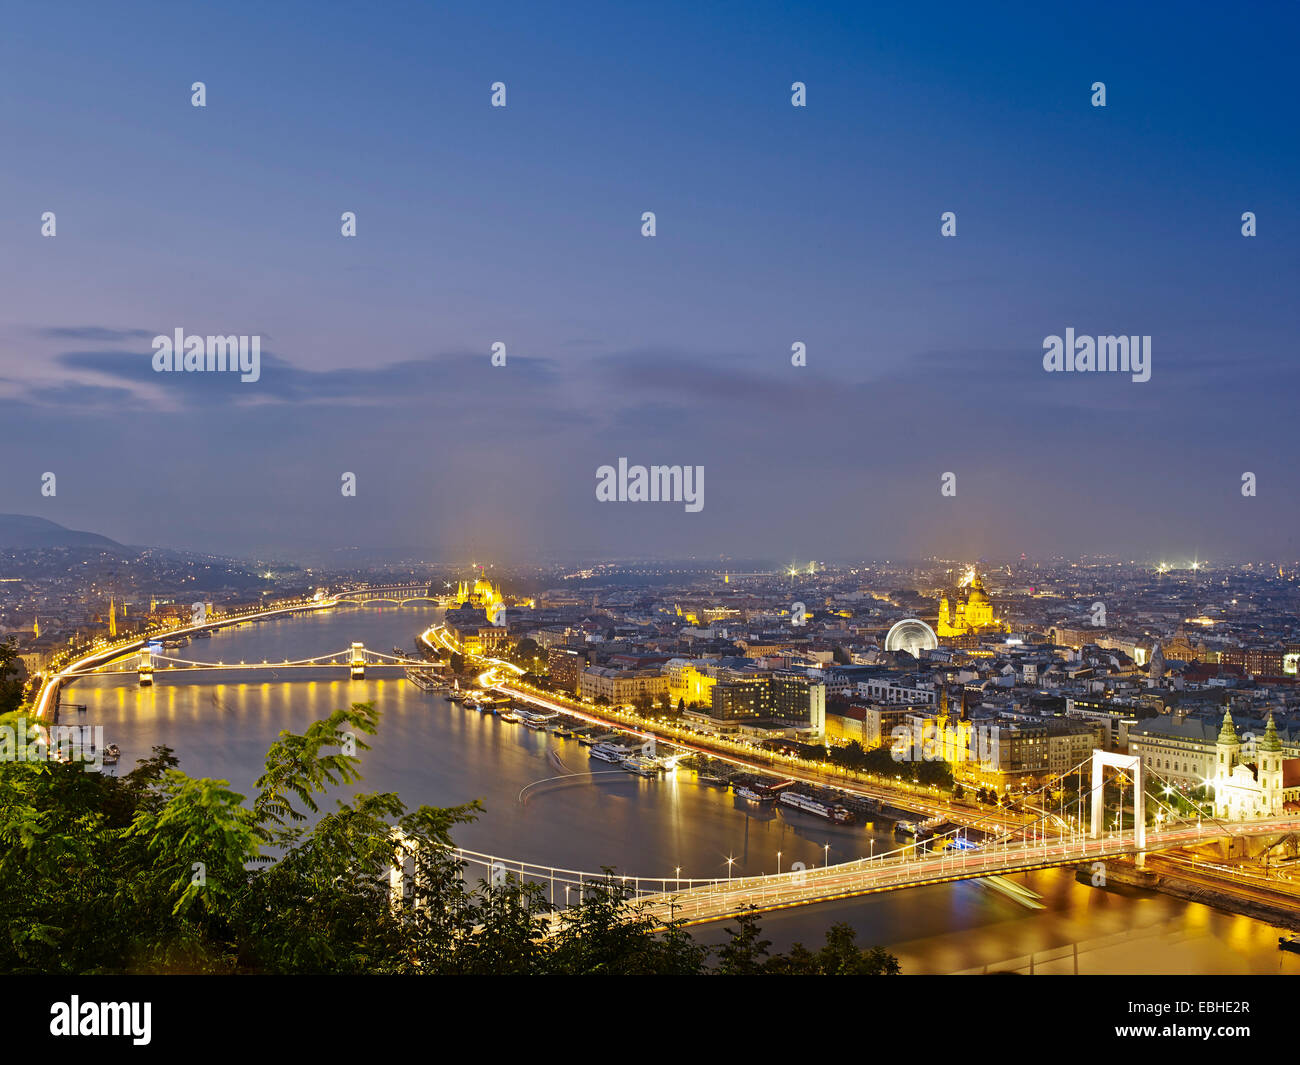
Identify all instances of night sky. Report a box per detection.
[2,1,1297,563]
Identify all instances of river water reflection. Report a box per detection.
[65,604,1300,974]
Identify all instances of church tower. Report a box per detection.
[109,598,117,638]
[1216,707,1240,775]
[1213,708,1241,818]
[937,592,953,637]
[1258,712,1284,816]
[945,687,973,766]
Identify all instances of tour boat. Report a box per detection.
[735,786,774,803]
[404,669,438,691]
[590,743,626,763]
[620,755,661,776]
[778,791,856,824]
[102,744,120,766]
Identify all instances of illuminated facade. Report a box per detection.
[579,666,669,705]
[667,660,718,706]
[455,576,505,616]
[936,569,1009,638]
[1212,710,1300,819]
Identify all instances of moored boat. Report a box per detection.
[620,754,661,776]
[778,790,856,823]
[735,785,775,803]
[590,742,627,763]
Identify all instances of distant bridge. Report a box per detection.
[334,584,451,607]
[65,643,422,683]
[35,584,451,714]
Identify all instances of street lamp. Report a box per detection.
[726,856,735,882]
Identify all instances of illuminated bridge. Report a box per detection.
[34,583,448,716]
[334,584,452,607]
[388,737,1300,924]
[65,643,421,684]
[419,811,1300,927]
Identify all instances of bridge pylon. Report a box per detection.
[138,648,154,686]
[1089,749,1146,868]
[350,642,366,679]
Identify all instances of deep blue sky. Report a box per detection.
[2,1,1297,564]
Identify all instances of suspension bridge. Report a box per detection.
[62,642,421,683]
[393,751,1300,926]
[33,584,450,717]
[429,817,1300,927]
[33,594,1300,927]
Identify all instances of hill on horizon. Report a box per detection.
[0,514,123,550]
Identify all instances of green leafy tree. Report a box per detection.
[0,701,900,976]
[813,923,901,975]
[714,908,771,974]
[547,874,705,975]
[0,641,25,715]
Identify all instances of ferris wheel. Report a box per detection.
[884,618,938,657]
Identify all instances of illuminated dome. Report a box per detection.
[937,567,1006,637]
[885,619,939,657]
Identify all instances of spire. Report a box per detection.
[1218,708,1240,746]
[960,687,970,722]
[1260,711,1283,753]
[33,615,40,638]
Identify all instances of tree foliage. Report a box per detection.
[0,703,899,975]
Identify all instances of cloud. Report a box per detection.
[26,382,136,408]
[34,344,568,412]
[35,326,158,342]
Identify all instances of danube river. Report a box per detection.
[66,604,1300,974]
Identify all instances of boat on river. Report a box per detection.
[778,790,855,824]
[620,755,661,777]
[735,786,774,804]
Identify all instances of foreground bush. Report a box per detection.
[0,703,898,975]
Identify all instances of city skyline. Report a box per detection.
[2,1,1299,562]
